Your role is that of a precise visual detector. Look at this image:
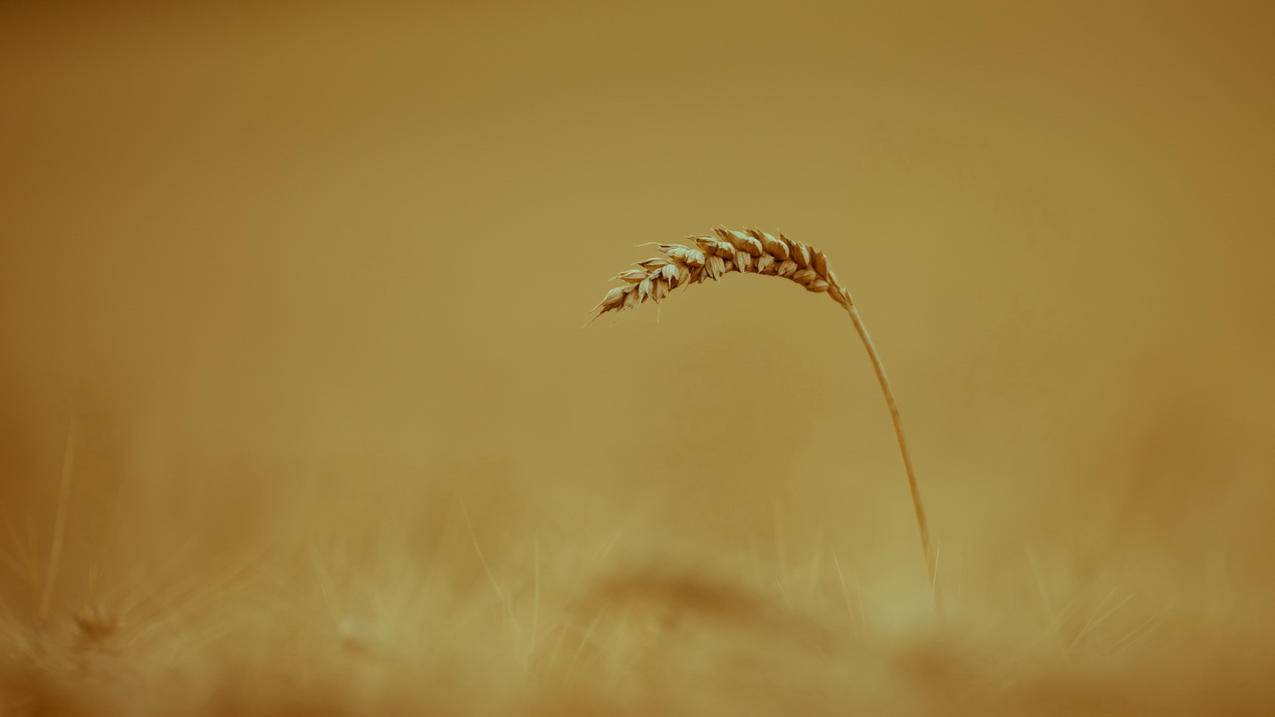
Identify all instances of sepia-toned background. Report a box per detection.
[2,1,1274,713]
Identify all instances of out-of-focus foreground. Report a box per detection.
[3,2,1274,714]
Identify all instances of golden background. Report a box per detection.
[2,1,1273,713]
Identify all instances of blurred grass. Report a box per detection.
[2,1,1274,714]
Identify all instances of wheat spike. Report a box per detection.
[591,227,939,610]
[592,228,849,315]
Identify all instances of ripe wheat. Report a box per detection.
[591,227,939,608]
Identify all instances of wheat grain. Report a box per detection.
[591,227,939,610]
[591,228,851,315]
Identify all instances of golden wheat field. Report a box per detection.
[3,2,1275,715]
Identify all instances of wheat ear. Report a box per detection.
[591,227,938,607]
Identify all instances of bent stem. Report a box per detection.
[842,302,940,612]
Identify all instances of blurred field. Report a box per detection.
[2,1,1275,714]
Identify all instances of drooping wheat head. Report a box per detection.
[591,227,940,610]
[591,228,852,315]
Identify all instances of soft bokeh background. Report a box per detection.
[2,1,1274,713]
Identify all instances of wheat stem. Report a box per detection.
[39,420,75,623]
[844,304,939,611]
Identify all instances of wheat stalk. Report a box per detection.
[591,227,938,608]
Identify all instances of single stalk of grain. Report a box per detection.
[591,227,939,608]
